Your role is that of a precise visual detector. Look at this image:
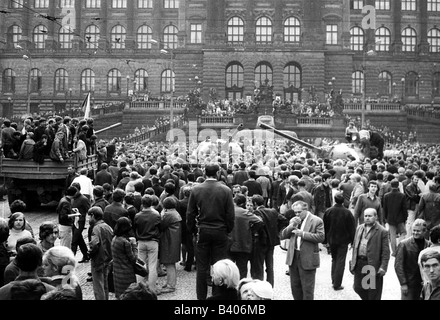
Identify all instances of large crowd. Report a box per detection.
[0,113,440,301]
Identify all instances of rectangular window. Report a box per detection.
[326,24,338,45]
[190,24,202,44]
[164,0,179,9]
[59,0,74,8]
[375,0,390,10]
[34,0,49,8]
[402,0,416,11]
[351,0,364,10]
[85,0,101,8]
[138,0,152,8]
[428,0,440,11]
[112,0,127,8]
[10,0,23,8]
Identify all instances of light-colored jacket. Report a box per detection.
[280,213,325,270]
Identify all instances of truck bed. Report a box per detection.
[0,156,98,180]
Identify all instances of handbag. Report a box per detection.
[134,258,148,277]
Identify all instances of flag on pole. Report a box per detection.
[81,92,91,119]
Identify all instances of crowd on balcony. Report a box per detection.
[122,115,185,143]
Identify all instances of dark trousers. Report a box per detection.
[251,244,275,287]
[195,228,229,300]
[71,221,89,258]
[353,257,384,300]
[289,250,316,300]
[330,243,349,288]
[185,232,195,270]
[230,251,251,279]
[402,282,423,300]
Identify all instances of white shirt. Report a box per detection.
[72,175,94,201]
[359,129,370,140]
[297,212,310,250]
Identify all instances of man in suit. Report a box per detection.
[323,192,356,291]
[280,200,325,300]
[187,163,235,300]
[350,208,390,300]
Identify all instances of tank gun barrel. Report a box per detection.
[95,122,122,134]
[258,122,322,152]
[228,123,244,142]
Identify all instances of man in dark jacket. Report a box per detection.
[383,179,408,256]
[88,207,113,300]
[187,163,235,300]
[95,163,113,186]
[405,175,422,236]
[323,192,356,291]
[395,219,430,300]
[70,182,91,263]
[103,188,128,230]
[251,195,286,287]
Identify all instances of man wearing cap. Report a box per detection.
[383,179,408,256]
[323,192,356,290]
[187,163,235,300]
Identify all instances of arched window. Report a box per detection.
[30,68,42,93]
[85,25,100,49]
[402,27,417,52]
[227,17,244,44]
[428,28,440,53]
[433,72,440,97]
[256,16,272,44]
[352,71,364,95]
[163,25,178,49]
[284,17,301,43]
[2,69,16,93]
[108,69,122,92]
[137,25,153,49]
[134,69,149,92]
[111,25,126,49]
[405,71,419,96]
[283,63,302,102]
[161,69,175,94]
[33,25,48,49]
[59,26,73,49]
[55,69,69,92]
[378,71,392,96]
[350,26,364,51]
[375,27,391,52]
[255,62,273,87]
[7,25,22,48]
[81,69,95,92]
[225,62,244,100]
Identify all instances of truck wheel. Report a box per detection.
[23,191,41,210]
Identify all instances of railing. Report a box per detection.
[199,116,234,124]
[122,118,187,144]
[129,101,186,110]
[91,103,125,116]
[407,108,440,120]
[343,102,402,112]
[296,117,332,126]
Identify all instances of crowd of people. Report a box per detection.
[0,113,440,300]
[0,115,103,164]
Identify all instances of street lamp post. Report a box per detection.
[401,77,405,105]
[361,49,377,128]
[7,97,12,118]
[23,54,32,115]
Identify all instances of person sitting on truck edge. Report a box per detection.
[50,131,67,163]
[33,134,47,164]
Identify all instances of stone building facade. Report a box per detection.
[0,0,439,117]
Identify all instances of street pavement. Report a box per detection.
[2,201,403,301]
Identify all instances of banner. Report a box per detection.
[81,92,91,119]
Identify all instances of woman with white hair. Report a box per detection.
[207,259,240,300]
[40,246,82,300]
